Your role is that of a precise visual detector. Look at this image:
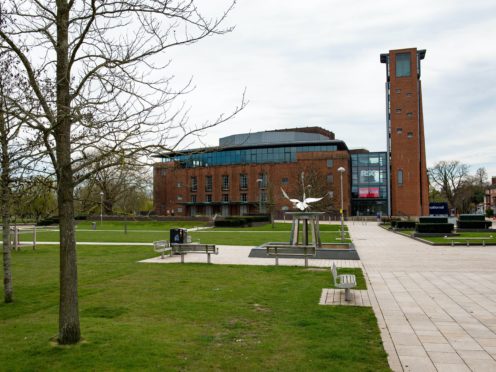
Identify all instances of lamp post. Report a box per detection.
[100,191,104,224]
[256,178,263,213]
[337,167,346,241]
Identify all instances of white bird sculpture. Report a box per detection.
[281,172,325,211]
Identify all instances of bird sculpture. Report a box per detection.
[281,172,325,211]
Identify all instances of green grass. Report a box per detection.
[4,222,352,246]
[0,245,389,371]
[392,229,496,245]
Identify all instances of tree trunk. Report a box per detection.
[56,0,80,344]
[1,108,13,303]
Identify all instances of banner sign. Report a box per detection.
[429,202,449,216]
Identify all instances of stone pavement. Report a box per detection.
[349,222,496,372]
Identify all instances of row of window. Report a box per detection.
[186,173,272,192]
[179,193,267,203]
[161,144,338,168]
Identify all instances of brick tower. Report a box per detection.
[380,48,429,216]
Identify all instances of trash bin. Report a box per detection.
[92,222,96,230]
[170,228,187,243]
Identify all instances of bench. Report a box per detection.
[331,263,357,301]
[153,240,172,259]
[444,236,493,246]
[171,243,218,263]
[265,245,316,267]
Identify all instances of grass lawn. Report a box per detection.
[391,229,496,245]
[4,222,352,246]
[0,245,389,371]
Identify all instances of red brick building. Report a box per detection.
[153,127,351,217]
[381,48,429,216]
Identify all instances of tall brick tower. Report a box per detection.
[380,48,429,216]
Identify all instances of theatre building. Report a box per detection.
[153,47,429,217]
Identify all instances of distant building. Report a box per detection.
[153,47,430,217]
[381,47,429,216]
[485,177,496,215]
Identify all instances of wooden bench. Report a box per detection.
[331,263,356,301]
[153,240,172,259]
[444,236,493,246]
[265,245,316,267]
[171,243,218,263]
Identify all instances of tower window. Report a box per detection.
[396,128,403,134]
[395,108,402,114]
[327,159,334,168]
[396,53,411,77]
[407,112,413,119]
[395,88,401,94]
[397,170,404,185]
[407,132,414,139]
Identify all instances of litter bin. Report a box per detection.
[170,228,187,244]
[92,222,96,230]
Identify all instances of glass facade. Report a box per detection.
[161,144,338,168]
[351,152,389,216]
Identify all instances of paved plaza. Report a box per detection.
[350,222,496,372]
[141,221,496,371]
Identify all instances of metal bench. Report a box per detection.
[444,236,493,246]
[265,245,316,267]
[153,240,172,259]
[331,263,357,301]
[171,243,218,263]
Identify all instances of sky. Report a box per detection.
[164,0,496,178]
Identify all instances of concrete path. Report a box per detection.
[349,222,496,372]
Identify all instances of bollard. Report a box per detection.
[124,223,128,235]
[92,222,96,230]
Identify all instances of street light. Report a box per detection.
[256,178,263,213]
[337,167,346,241]
[100,191,104,224]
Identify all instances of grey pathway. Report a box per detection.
[349,222,496,372]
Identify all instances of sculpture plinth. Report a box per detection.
[286,211,325,247]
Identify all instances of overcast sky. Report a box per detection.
[165,0,496,178]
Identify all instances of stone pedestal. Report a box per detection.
[286,212,325,248]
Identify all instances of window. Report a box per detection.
[177,207,183,213]
[407,132,414,139]
[258,173,267,188]
[406,92,412,97]
[191,195,197,203]
[397,169,403,185]
[327,174,334,184]
[395,108,402,114]
[397,128,403,134]
[240,193,247,202]
[240,174,248,190]
[281,177,288,185]
[396,53,411,77]
[190,176,197,192]
[159,168,167,176]
[177,195,183,201]
[407,112,413,119]
[205,175,212,192]
[222,194,229,202]
[327,159,334,168]
[395,88,401,94]
[176,182,182,188]
[222,175,229,190]
[206,194,212,203]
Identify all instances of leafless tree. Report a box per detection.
[429,160,470,210]
[0,0,245,344]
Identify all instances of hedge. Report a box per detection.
[457,221,492,229]
[391,221,416,229]
[214,215,270,227]
[418,217,448,224]
[458,214,485,221]
[415,223,454,234]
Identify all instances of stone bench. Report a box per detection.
[331,263,357,301]
[265,245,316,267]
[172,243,218,263]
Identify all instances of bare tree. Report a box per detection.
[429,160,470,210]
[0,1,245,344]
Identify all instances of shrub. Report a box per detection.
[37,216,59,226]
[418,217,448,224]
[486,209,494,218]
[415,223,454,234]
[391,221,416,229]
[457,221,492,229]
[214,215,270,228]
[458,214,485,221]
